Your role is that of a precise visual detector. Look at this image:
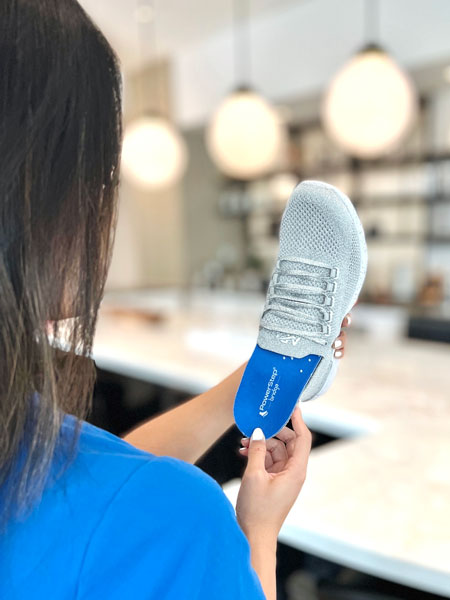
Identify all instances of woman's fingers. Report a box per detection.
[238,407,311,476]
[267,458,290,474]
[333,312,351,358]
[274,426,296,444]
[333,329,347,359]
[251,436,288,453]
[240,447,276,470]
[266,437,289,465]
[239,411,311,477]
[240,436,289,470]
[342,313,352,328]
[241,425,295,447]
[333,330,347,348]
[246,429,267,473]
[287,406,312,477]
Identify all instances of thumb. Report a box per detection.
[246,428,267,473]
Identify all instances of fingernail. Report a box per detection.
[335,350,343,358]
[241,437,249,443]
[239,447,246,452]
[334,339,343,349]
[347,315,352,326]
[251,427,265,441]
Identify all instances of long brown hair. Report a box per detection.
[0,0,122,527]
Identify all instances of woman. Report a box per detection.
[0,1,350,598]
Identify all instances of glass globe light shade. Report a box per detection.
[206,90,285,180]
[121,116,188,189]
[322,49,418,159]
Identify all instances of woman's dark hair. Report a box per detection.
[0,0,122,527]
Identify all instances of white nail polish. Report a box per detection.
[347,315,352,326]
[334,339,343,349]
[335,350,343,358]
[251,427,265,441]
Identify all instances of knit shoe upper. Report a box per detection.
[257,180,368,401]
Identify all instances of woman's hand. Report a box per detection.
[236,407,311,542]
[238,312,352,469]
[235,408,311,600]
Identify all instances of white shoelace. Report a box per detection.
[261,257,339,346]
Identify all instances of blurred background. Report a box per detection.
[79,1,450,599]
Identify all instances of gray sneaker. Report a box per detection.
[234,180,368,438]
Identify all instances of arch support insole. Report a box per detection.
[234,345,321,438]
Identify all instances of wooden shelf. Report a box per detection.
[356,195,450,206]
[366,234,450,244]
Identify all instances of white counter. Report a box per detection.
[94,289,450,597]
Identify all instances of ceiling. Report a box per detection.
[79,0,304,72]
[78,0,450,127]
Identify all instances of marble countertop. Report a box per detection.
[224,418,450,596]
[94,289,450,596]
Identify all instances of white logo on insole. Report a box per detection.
[259,367,280,418]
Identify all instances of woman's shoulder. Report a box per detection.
[3,417,259,600]
[57,415,227,515]
[47,416,235,565]
[72,430,262,600]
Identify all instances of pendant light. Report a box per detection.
[321,0,418,159]
[122,116,187,189]
[206,0,285,180]
[121,0,188,189]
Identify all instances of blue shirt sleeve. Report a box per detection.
[76,456,265,600]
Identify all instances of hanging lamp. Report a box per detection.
[121,0,188,189]
[206,0,285,180]
[321,0,418,159]
[122,115,187,189]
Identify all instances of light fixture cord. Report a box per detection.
[135,0,145,114]
[364,0,380,45]
[233,0,251,88]
[136,0,165,116]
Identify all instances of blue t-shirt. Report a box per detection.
[0,415,265,599]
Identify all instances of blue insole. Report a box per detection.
[234,345,321,439]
